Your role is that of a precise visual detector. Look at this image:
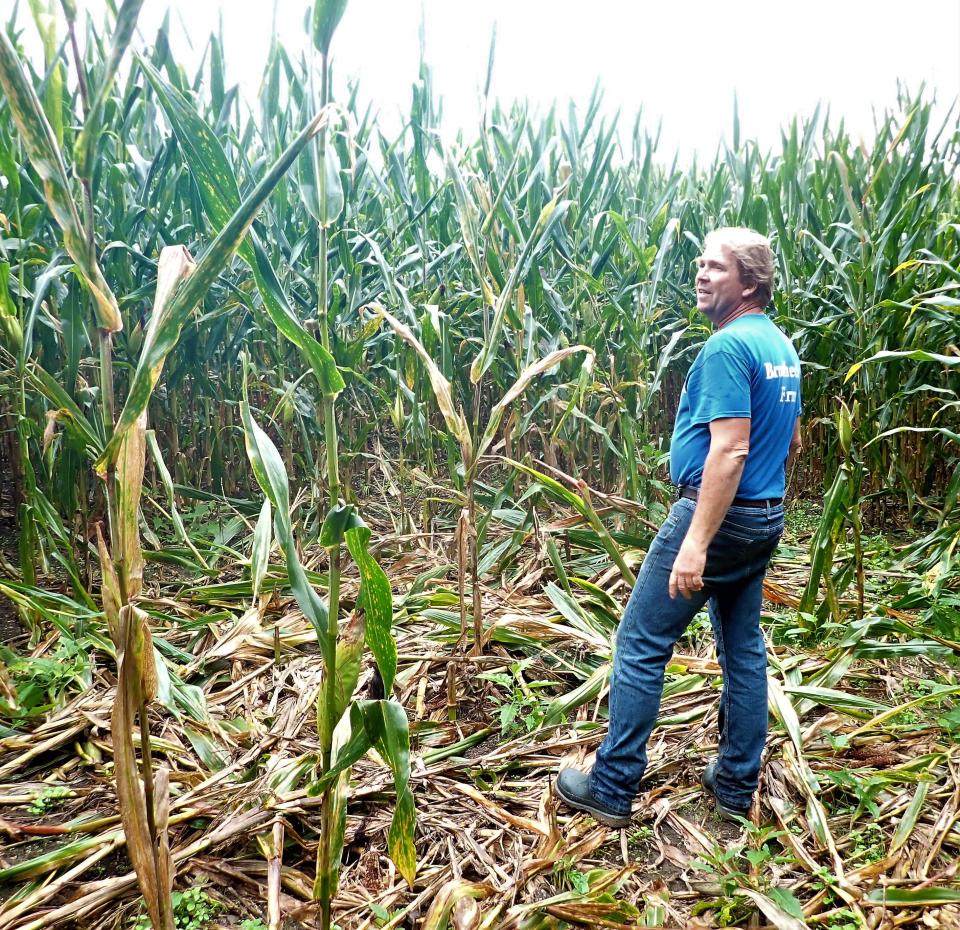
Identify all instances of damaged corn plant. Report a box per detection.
[1,0,960,928]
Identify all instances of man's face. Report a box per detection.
[695,242,755,323]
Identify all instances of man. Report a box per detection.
[556,227,802,826]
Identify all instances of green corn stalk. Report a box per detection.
[239,369,416,929]
[798,399,864,621]
[310,6,349,925]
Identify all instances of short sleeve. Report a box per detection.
[688,348,752,425]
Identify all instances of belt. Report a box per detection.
[678,486,783,509]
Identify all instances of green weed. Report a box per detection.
[27,785,72,816]
[691,822,802,926]
[131,886,223,930]
[479,660,555,737]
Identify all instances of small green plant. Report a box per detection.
[551,856,591,894]
[0,639,93,720]
[691,823,801,926]
[132,886,223,930]
[848,821,886,865]
[478,660,554,737]
[823,769,887,820]
[691,895,752,927]
[239,919,267,930]
[822,909,861,930]
[825,730,850,752]
[369,902,405,927]
[28,785,72,816]
[938,704,960,735]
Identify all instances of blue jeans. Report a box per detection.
[591,496,784,813]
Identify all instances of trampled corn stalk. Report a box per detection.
[373,302,594,703]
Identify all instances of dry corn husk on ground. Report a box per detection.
[1,494,958,930]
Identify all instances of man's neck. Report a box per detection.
[716,303,763,329]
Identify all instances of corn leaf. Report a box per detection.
[374,303,472,461]
[345,520,397,694]
[250,498,273,601]
[138,59,344,398]
[308,702,374,795]
[0,30,122,332]
[865,887,960,906]
[474,346,594,469]
[73,0,146,178]
[470,197,572,384]
[783,685,890,718]
[332,613,364,726]
[313,768,350,901]
[312,0,349,55]
[361,700,416,886]
[26,363,103,456]
[739,889,808,930]
[0,832,122,883]
[240,397,330,658]
[889,781,929,853]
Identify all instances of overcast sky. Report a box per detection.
[17,1,960,160]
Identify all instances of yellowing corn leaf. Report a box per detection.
[313,768,350,902]
[474,346,594,470]
[344,521,397,694]
[318,612,365,749]
[117,412,147,601]
[137,244,197,393]
[373,303,473,463]
[95,523,121,643]
[0,31,122,332]
[113,604,168,930]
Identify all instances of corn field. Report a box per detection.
[1,2,959,929]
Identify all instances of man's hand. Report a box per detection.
[669,538,707,600]
[670,418,750,599]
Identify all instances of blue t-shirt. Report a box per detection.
[670,314,801,499]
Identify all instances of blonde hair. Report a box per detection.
[705,227,775,308]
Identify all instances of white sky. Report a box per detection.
[17,0,960,160]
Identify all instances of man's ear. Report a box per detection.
[741,281,758,300]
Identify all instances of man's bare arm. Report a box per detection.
[669,417,750,599]
[785,416,802,490]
